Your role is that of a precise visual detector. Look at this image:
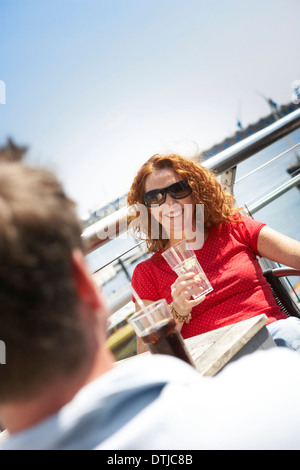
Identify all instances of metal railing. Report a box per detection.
[202,108,300,173]
[82,108,300,255]
[82,108,300,314]
[247,172,300,214]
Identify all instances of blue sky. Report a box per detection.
[1,0,300,218]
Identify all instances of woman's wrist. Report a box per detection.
[169,303,192,324]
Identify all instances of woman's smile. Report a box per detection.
[144,168,195,243]
[164,207,184,219]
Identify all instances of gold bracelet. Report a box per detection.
[169,303,192,324]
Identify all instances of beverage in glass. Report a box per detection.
[162,239,213,299]
[129,299,195,366]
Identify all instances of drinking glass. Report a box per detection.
[162,239,213,299]
[129,298,195,366]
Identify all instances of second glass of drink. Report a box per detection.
[129,298,195,367]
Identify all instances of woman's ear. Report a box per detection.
[71,248,104,311]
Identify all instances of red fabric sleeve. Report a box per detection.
[131,261,161,303]
[231,215,266,256]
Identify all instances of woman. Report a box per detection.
[127,154,300,352]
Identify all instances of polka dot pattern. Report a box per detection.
[131,216,287,339]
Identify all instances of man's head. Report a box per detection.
[0,162,108,403]
[0,138,27,163]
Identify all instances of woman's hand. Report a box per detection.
[171,272,207,319]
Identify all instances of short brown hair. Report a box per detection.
[0,138,27,163]
[0,163,87,401]
[127,154,239,253]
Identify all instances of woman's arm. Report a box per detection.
[257,226,300,269]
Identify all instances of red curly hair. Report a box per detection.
[127,154,241,253]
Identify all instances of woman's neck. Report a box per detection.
[165,228,208,250]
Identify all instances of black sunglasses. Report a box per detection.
[144,180,192,207]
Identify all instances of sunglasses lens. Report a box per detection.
[170,181,192,199]
[144,189,166,206]
[144,180,192,206]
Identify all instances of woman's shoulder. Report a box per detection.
[132,250,167,291]
[207,213,265,241]
[133,250,164,273]
[217,212,264,230]
[221,213,266,252]
[229,213,266,232]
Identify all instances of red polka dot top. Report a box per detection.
[131,215,287,339]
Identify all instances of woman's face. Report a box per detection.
[144,168,195,241]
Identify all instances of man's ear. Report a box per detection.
[71,248,104,311]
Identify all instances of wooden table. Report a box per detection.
[117,314,276,377]
[185,314,276,376]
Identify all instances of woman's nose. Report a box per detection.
[165,192,177,205]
